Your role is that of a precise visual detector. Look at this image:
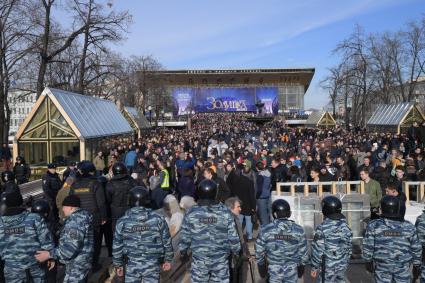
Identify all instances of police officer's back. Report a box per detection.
[69,160,106,270]
[112,186,173,282]
[0,191,54,282]
[35,195,94,282]
[32,199,61,283]
[179,179,241,283]
[415,205,425,282]
[364,195,421,283]
[70,161,107,226]
[32,199,61,244]
[106,162,137,229]
[256,199,309,282]
[311,196,352,282]
[0,171,21,195]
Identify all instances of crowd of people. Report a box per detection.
[0,112,425,282]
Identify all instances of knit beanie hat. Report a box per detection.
[62,195,81,207]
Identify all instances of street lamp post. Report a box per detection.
[161,110,165,128]
[147,106,152,126]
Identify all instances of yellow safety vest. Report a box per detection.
[160,169,170,189]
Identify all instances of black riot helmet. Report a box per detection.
[129,186,151,208]
[31,199,50,219]
[0,191,23,216]
[77,160,96,176]
[112,162,127,176]
[1,171,15,183]
[196,179,217,201]
[381,195,404,220]
[321,195,342,218]
[272,199,291,219]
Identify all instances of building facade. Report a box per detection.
[7,90,37,136]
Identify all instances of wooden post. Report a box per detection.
[332,182,337,194]
[318,183,323,197]
[276,182,281,196]
[304,183,309,197]
[346,182,350,194]
[404,182,410,206]
[420,183,425,202]
[360,181,365,194]
[290,184,295,196]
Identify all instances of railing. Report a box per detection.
[29,166,67,181]
[403,181,425,204]
[275,180,365,196]
[19,179,43,201]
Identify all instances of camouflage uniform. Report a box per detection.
[364,218,421,283]
[416,212,425,282]
[0,210,54,283]
[52,208,94,283]
[113,206,173,283]
[255,218,309,283]
[311,217,352,283]
[179,202,241,283]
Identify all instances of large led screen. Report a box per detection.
[171,87,278,115]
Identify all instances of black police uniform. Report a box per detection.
[42,171,63,222]
[69,174,107,269]
[31,199,61,283]
[13,160,31,185]
[106,174,137,230]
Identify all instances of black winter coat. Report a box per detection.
[42,172,62,201]
[371,166,391,190]
[226,171,256,216]
[106,174,137,221]
[0,181,20,195]
[270,165,287,190]
[213,174,231,203]
[13,163,30,184]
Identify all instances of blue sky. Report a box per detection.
[105,0,424,108]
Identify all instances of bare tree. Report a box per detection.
[368,32,398,104]
[70,0,131,94]
[0,0,34,142]
[33,0,89,97]
[334,25,376,126]
[321,63,344,117]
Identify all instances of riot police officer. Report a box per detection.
[0,171,20,194]
[311,195,352,282]
[0,191,54,282]
[42,163,63,222]
[415,205,425,282]
[112,186,173,282]
[106,162,137,231]
[364,195,421,282]
[35,195,94,282]
[32,199,61,283]
[69,160,106,271]
[255,199,309,282]
[179,179,241,282]
[32,199,61,244]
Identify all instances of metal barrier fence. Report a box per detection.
[275,180,365,196]
[273,180,370,258]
